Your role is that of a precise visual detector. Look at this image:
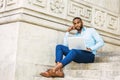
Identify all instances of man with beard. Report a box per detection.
[40,17,104,78]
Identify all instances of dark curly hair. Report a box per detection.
[73,17,82,22]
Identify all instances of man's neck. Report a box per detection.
[77,27,83,33]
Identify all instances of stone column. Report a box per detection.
[0,0,120,80]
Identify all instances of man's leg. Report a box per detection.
[55,44,69,63]
[73,50,95,63]
[40,44,69,77]
[60,49,95,67]
[52,49,77,72]
[60,49,78,67]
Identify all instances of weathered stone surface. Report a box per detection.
[0,0,120,80]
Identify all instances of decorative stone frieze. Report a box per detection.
[67,0,92,22]
[7,0,16,6]
[0,0,119,35]
[92,8,119,34]
[0,0,16,11]
[0,0,4,9]
[27,0,66,18]
[94,10,105,27]
[50,0,65,14]
[107,14,118,30]
[28,0,47,8]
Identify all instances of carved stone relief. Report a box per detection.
[67,0,92,22]
[7,0,16,6]
[50,0,65,14]
[107,14,118,30]
[28,0,47,8]
[0,0,16,10]
[0,0,119,35]
[94,10,105,27]
[0,0,4,9]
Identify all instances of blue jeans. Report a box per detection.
[55,44,95,67]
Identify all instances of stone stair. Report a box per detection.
[34,53,120,80]
[95,52,120,63]
[35,77,101,80]
[35,77,100,80]
[95,56,120,63]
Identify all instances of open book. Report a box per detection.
[68,37,86,50]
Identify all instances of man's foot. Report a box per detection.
[40,69,53,78]
[40,69,64,78]
[53,69,64,78]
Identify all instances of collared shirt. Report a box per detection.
[63,27,104,55]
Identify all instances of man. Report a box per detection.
[40,17,104,78]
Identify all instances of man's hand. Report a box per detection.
[67,26,75,32]
[86,48,92,52]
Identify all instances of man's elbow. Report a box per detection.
[100,40,104,47]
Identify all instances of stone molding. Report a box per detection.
[0,0,119,35]
[0,0,120,45]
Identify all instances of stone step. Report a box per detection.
[22,53,120,80]
[19,62,120,80]
[65,62,120,70]
[64,70,120,79]
[95,56,120,63]
[34,77,100,80]
[35,76,120,80]
[35,62,120,72]
[36,69,120,79]
[96,52,120,56]
[35,64,120,79]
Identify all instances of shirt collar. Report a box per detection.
[82,26,86,32]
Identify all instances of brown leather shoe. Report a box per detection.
[40,69,64,78]
[40,69,53,78]
[52,69,64,78]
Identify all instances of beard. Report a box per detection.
[76,27,83,32]
[75,24,83,33]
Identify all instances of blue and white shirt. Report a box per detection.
[63,27,104,55]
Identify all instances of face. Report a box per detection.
[73,19,83,30]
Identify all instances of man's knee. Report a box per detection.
[70,49,77,54]
[56,44,64,49]
[71,49,76,52]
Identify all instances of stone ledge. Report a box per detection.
[0,7,120,36]
[65,62,120,70]
[0,12,120,46]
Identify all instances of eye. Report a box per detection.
[73,23,76,25]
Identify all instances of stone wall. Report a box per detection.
[0,0,120,80]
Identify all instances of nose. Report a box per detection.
[75,24,79,27]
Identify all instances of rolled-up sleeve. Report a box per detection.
[90,28,104,51]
